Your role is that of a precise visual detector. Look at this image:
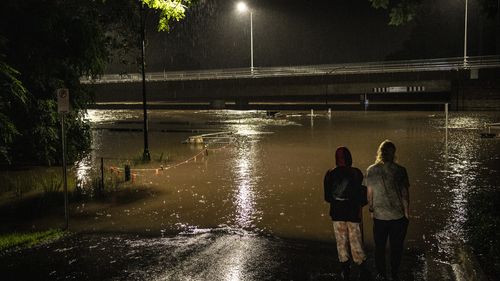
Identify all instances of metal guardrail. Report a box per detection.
[80,55,500,84]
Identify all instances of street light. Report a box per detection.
[463,0,468,67]
[237,2,254,73]
[140,3,151,161]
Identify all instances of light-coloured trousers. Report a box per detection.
[333,221,367,264]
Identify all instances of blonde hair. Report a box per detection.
[376,140,396,164]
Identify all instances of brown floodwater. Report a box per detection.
[64,109,499,278]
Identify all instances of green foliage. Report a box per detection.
[0,168,77,200]
[142,0,192,31]
[387,1,419,26]
[0,60,27,107]
[0,0,106,165]
[369,0,421,25]
[0,173,36,198]
[32,100,59,165]
[0,229,65,251]
[65,111,92,164]
[0,43,28,163]
[369,0,499,26]
[0,0,193,165]
[369,0,389,9]
[40,174,63,194]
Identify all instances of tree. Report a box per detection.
[142,0,192,31]
[0,0,192,165]
[369,0,422,25]
[369,0,499,26]
[0,38,27,164]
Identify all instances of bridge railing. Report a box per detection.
[80,55,500,84]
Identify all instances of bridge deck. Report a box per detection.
[81,56,500,84]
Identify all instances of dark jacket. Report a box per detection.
[324,147,366,222]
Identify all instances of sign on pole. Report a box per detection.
[57,88,70,113]
[56,88,69,229]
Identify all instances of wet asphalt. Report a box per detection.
[0,229,427,281]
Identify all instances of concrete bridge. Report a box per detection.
[84,56,500,111]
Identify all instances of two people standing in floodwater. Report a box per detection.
[324,140,410,281]
[324,146,370,280]
[367,140,410,281]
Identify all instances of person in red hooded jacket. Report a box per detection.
[324,146,369,281]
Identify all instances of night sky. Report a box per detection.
[108,0,500,73]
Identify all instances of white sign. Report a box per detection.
[386,86,408,93]
[57,88,70,113]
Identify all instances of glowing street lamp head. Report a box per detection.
[237,2,248,13]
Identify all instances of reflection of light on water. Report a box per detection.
[75,154,93,187]
[211,110,301,128]
[447,116,483,129]
[85,109,140,124]
[229,120,261,229]
[435,127,479,257]
[220,237,264,281]
[235,124,261,136]
[223,244,244,281]
[233,142,261,229]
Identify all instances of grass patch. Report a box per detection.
[0,229,65,251]
[0,167,76,200]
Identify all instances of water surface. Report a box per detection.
[72,109,499,279]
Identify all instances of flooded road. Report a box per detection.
[1,231,426,281]
[20,109,500,280]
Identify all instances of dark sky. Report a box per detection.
[108,0,500,73]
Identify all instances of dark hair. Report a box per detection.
[376,140,396,163]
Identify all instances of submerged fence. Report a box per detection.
[83,141,233,193]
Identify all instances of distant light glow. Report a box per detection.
[85,109,139,124]
[75,155,92,187]
[237,2,248,13]
[234,145,257,228]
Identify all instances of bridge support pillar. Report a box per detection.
[451,70,500,111]
[235,99,249,109]
[211,100,226,109]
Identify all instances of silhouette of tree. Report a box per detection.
[0,0,192,165]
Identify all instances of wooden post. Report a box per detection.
[445,103,449,145]
[100,157,105,192]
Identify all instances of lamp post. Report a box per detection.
[237,2,254,73]
[463,0,468,68]
[140,3,151,161]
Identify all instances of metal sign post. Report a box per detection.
[445,103,449,144]
[140,3,151,162]
[57,88,69,230]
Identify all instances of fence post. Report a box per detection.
[445,103,449,143]
[125,164,131,182]
[100,157,105,192]
[445,103,449,129]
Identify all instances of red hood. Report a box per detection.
[335,146,353,167]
